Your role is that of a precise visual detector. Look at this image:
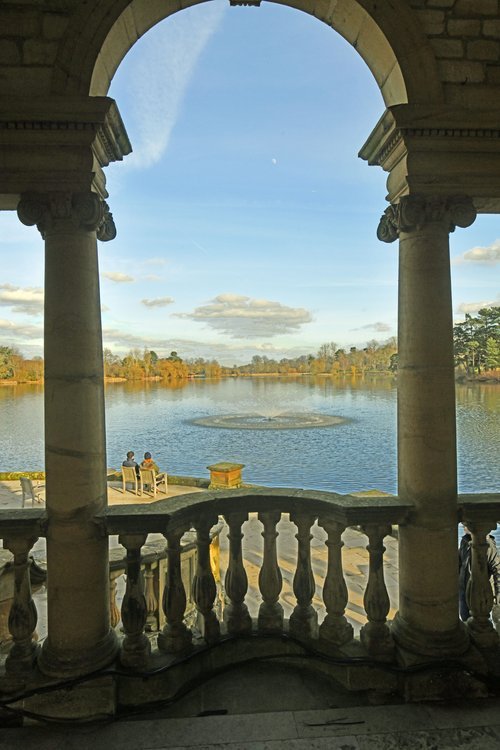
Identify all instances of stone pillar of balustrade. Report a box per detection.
[377,194,476,659]
[4,534,40,683]
[17,191,119,677]
[462,519,500,650]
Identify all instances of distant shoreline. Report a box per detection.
[0,372,498,387]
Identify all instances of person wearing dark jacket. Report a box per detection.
[459,525,500,623]
[122,450,140,478]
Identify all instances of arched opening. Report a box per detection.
[53,0,441,105]
[1,0,499,705]
[98,3,399,491]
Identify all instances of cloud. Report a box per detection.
[143,275,163,282]
[454,240,500,265]
[142,258,167,267]
[101,329,315,365]
[120,3,226,170]
[456,296,499,315]
[102,272,134,283]
[0,318,43,340]
[0,284,43,315]
[191,240,209,256]
[141,297,175,308]
[102,328,162,351]
[174,294,313,338]
[352,321,392,333]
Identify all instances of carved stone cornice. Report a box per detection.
[362,123,500,171]
[377,194,477,243]
[0,97,131,164]
[359,104,500,211]
[0,97,132,208]
[17,192,116,241]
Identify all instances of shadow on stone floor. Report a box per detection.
[123,660,376,721]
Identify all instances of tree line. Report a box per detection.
[453,306,499,377]
[230,337,399,376]
[0,307,497,384]
[103,349,222,380]
[0,347,43,382]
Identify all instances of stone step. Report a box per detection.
[2,701,500,750]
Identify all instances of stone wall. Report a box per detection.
[0,5,69,95]
[409,0,500,105]
[0,1,499,105]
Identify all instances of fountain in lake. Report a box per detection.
[191,412,348,430]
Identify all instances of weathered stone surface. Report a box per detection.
[427,0,455,6]
[0,40,21,64]
[467,39,500,60]
[0,10,40,37]
[42,12,69,41]
[455,0,498,16]
[430,38,464,58]
[415,9,446,34]
[486,63,500,82]
[23,38,58,65]
[447,19,482,36]
[483,19,500,37]
[438,59,485,82]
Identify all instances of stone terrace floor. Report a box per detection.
[0,477,204,509]
[1,688,500,749]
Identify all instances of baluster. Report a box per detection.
[144,563,158,631]
[192,515,220,644]
[4,535,39,678]
[118,533,150,668]
[223,512,252,634]
[289,513,318,639]
[109,570,122,629]
[317,518,353,646]
[360,523,394,659]
[158,525,193,653]
[257,511,283,633]
[465,520,499,649]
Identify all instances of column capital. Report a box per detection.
[17,191,116,241]
[377,194,477,243]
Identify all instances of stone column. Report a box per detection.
[377,194,476,657]
[17,191,118,677]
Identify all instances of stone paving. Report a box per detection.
[0,477,204,509]
[2,696,500,749]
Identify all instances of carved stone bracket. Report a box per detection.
[17,191,116,241]
[377,194,477,243]
[97,201,116,241]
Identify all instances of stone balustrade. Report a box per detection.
[459,494,500,650]
[0,490,499,707]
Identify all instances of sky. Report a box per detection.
[1,2,499,365]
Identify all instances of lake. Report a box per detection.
[1,376,498,496]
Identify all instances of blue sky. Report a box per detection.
[1,2,499,365]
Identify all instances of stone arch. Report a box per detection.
[52,0,442,106]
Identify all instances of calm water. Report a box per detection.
[0,376,498,496]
